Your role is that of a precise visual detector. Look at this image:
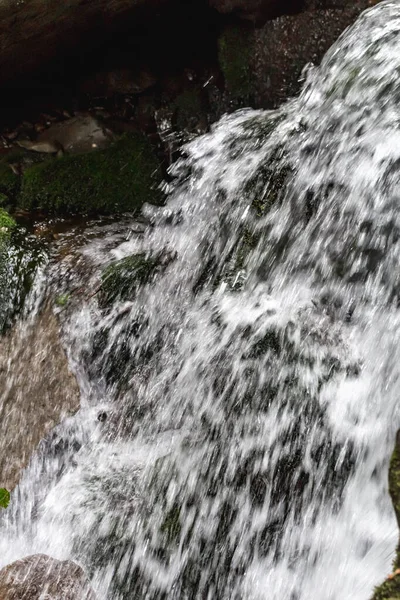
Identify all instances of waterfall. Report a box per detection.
[2,1,400,598]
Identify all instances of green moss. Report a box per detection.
[372,436,400,599]
[390,439,400,536]
[244,161,292,217]
[19,134,163,215]
[100,253,162,306]
[0,208,16,252]
[2,148,30,165]
[55,293,70,307]
[0,488,10,509]
[218,24,253,102]
[160,504,182,544]
[0,228,48,333]
[373,577,400,600]
[173,88,205,132]
[0,208,16,231]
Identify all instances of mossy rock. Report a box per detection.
[373,576,400,600]
[0,193,9,207]
[100,253,163,306]
[55,293,70,307]
[19,134,163,215]
[372,433,400,599]
[0,208,16,232]
[173,88,206,132]
[160,504,182,544]
[218,24,253,104]
[390,434,400,536]
[0,227,47,333]
[0,162,19,203]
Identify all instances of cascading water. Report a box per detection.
[2,2,400,598]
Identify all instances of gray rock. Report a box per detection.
[0,555,95,600]
[18,116,112,155]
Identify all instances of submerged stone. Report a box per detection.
[160,503,182,544]
[19,134,163,215]
[100,252,165,306]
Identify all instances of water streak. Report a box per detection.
[2,2,400,598]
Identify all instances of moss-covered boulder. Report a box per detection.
[172,87,207,133]
[100,253,164,306]
[0,208,16,233]
[0,225,48,333]
[373,577,400,600]
[389,434,400,533]
[18,133,163,215]
[372,432,400,599]
[0,162,19,204]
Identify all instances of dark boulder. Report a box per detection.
[0,0,168,87]
[210,0,303,22]
[210,0,379,23]
[217,2,378,108]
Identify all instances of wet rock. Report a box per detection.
[0,209,16,233]
[172,87,209,134]
[19,133,163,215]
[216,4,374,109]
[0,229,47,333]
[0,554,95,600]
[251,8,367,106]
[0,162,19,204]
[210,0,303,22]
[218,24,253,107]
[18,115,112,155]
[372,431,400,599]
[99,252,165,306]
[17,139,63,156]
[0,306,80,490]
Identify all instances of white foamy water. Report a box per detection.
[2,2,400,599]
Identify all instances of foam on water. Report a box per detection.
[2,2,400,598]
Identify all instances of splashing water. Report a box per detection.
[2,2,400,599]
